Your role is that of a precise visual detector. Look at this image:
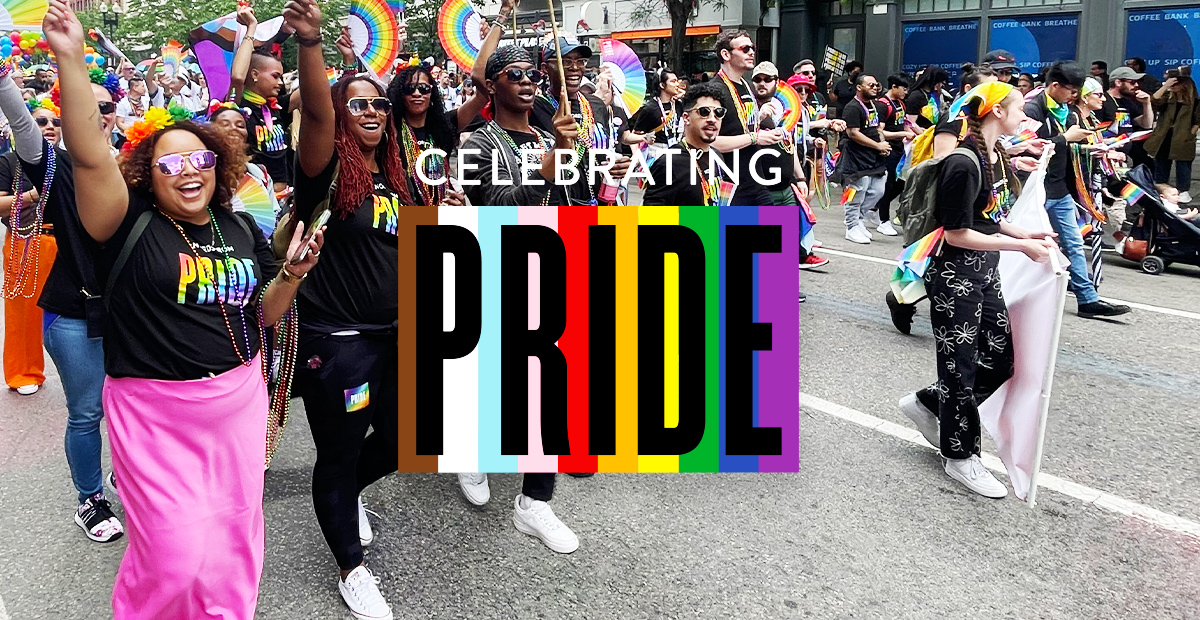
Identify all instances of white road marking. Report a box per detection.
[0,594,8,620]
[798,391,1200,542]
[815,246,1200,320]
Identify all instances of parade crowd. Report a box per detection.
[1,0,1196,617]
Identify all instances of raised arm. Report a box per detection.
[459,0,514,130]
[285,0,335,179]
[228,4,259,102]
[0,63,45,164]
[44,0,128,242]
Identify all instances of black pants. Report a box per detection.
[522,473,556,501]
[914,248,1014,460]
[296,333,399,570]
[879,145,905,222]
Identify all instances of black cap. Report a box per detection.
[983,49,1017,71]
[542,37,592,63]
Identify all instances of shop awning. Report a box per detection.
[610,25,721,40]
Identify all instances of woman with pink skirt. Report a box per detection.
[44,2,325,617]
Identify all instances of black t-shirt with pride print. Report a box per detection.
[98,193,275,380]
[293,152,400,335]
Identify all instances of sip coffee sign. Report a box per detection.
[394,206,800,473]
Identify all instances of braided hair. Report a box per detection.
[330,75,414,216]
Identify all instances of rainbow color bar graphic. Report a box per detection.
[394,206,800,473]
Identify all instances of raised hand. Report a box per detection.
[236,2,258,27]
[335,26,355,64]
[282,0,322,42]
[43,0,85,58]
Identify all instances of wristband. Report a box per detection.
[279,265,307,284]
[750,131,757,146]
[295,34,322,48]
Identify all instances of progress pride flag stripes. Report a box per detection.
[397,205,799,473]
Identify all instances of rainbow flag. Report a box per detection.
[823,152,837,177]
[1121,182,1148,205]
[889,228,944,304]
[799,195,816,253]
[841,187,856,205]
[713,180,737,207]
[1004,128,1039,147]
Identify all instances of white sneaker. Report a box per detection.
[944,455,1008,499]
[844,226,871,244]
[876,221,899,236]
[1180,191,1192,204]
[15,384,38,395]
[856,222,874,240]
[512,494,579,554]
[899,393,939,449]
[338,565,393,620]
[357,496,374,547]
[457,473,490,506]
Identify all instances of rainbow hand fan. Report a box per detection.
[889,227,944,304]
[773,81,802,133]
[600,39,646,115]
[438,0,483,73]
[349,0,400,79]
[0,0,47,31]
[232,173,277,236]
[389,0,405,15]
[161,41,182,79]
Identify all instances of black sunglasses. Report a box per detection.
[689,106,727,119]
[402,82,433,96]
[752,75,776,83]
[346,97,392,115]
[35,117,61,127]
[737,45,755,54]
[503,68,544,83]
[98,101,116,115]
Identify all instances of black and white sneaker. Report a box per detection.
[75,493,124,542]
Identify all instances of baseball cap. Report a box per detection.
[542,37,592,63]
[752,61,779,78]
[1110,66,1145,81]
[983,49,1017,71]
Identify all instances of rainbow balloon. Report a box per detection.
[0,0,47,31]
[349,0,400,78]
[599,39,645,115]
[773,81,802,133]
[437,0,483,73]
[232,173,276,236]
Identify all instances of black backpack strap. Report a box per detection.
[950,146,984,198]
[105,209,154,304]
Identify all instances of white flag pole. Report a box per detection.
[1026,146,1065,508]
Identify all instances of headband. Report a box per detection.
[947,81,1015,120]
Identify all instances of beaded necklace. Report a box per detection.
[162,207,257,367]
[400,120,446,206]
[718,69,757,133]
[488,120,553,206]
[682,140,721,207]
[3,147,56,300]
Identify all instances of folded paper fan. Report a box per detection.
[349,0,400,78]
[232,174,276,236]
[599,39,645,115]
[773,81,802,133]
[437,0,483,73]
[0,0,47,31]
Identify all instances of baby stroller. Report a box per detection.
[1119,165,1200,275]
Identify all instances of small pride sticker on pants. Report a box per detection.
[345,383,370,412]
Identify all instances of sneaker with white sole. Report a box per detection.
[944,455,1008,498]
[876,221,899,236]
[357,496,374,546]
[338,565,393,620]
[899,393,940,448]
[845,226,871,244]
[512,494,579,554]
[457,473,490,506]
[856,222,874,240]
[75,493,123,542]
[1180,191,1192,204]
[15,384,38,395]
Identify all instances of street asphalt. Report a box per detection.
[1,224,1198,619]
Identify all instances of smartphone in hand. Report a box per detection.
[289,210,331,265]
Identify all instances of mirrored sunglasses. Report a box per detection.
[155,150,218,176]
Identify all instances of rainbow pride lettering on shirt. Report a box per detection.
[372,194,399,235]
[255,123,287,153]
[177,254,258,306]
[393,205,799,474]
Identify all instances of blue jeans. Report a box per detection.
[1044,195,1100,305]
[43,314,106,504]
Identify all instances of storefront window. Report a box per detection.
[905,0,980,11]
[991,0,1079,7]
[825,0,866,16]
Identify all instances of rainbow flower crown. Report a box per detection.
[205,98,251,120]
[27,96,59,117]
[123,104,193,149]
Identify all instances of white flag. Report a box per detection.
[977,163,1069,502]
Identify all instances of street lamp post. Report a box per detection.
[100,2,121,32]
